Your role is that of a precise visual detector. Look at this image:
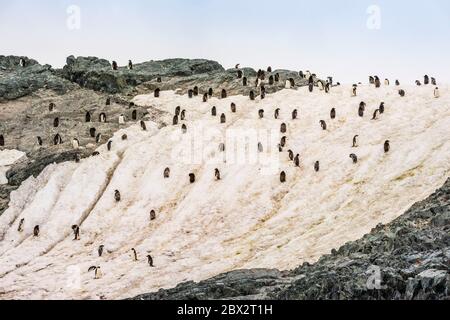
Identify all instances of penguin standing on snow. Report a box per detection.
[140,120,147,131]
[214,169,221,181]
[107,140,113,151]
[349,154,358,164]
[128,60,133,70]
[98,245,105,257]
[379,102,385,114]
[292,109,298,120]
[434,87,440,98]
[384,79,390,86]
[280,171,286,183]
[372,109,380,120]
[314,161,320,172]
[320,120,327,131]
[150,210,156,221]
[352,84,357,97]
[72,138,80,150]
[147,255,155,267]
[399,89,406,97]
[33,225,40,237]
[424,75,429,85]
[330,108,336,120]
[37,136,43,146]
[274,108,280,119]
[164,167,170,179]
[114,190,121,202]
[384,140,390,153]
[294,154,300,167]
[119,114,125,125]
[18,218,25,232]
[189,173,196,184]
[72,225,80,240]
[131,248,138,261]
[88,266,102,279]
[112,61,118,71]
[19,58,26,67]
[352,135,359,148]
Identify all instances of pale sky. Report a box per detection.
[0,0,449,83]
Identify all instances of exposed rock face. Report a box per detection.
[0,56,74,102]
[132,179,450,300]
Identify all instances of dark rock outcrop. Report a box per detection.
[132,179,450,300]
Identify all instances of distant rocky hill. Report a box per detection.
[133,179,450,300]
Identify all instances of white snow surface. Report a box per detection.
[0,150,26,185]
[0,84,449,300]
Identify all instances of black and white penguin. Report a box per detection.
[243,77,248,86]
[19,58,26,67]
[314,161,320,172]
[299,71,304,78]
[157,77,162,83]
[434,87,440,98]
[294,154,300,167]
[132,110,138,121]
[189,173,196,184]
[92,151,100,157]
[399,89,406,97]
[267,66,272,73]
[320,120,327,130]
[98,245,104,257]
[208,88,213,97]
[352,135,359,148]
[131,248,138,261]
[203,93,208,103]
[395,80,400,86]
[280,136,287,148]
[72,138,80,149]
[88,266,102,279]
[193,86,199,96]
[188,89,194,98]
[121,134,128,141]
[352,84,357,97]
[384,79,390,86]
[415,80,422,86]
[308,83,314,92]
[274,108,280,120]
[257,142,264,153]
[374,76,381,88]
[99,113,107,123]
[37,136,43,146]
[249,90,255,101]
[379,102,385,114]
[140,120,147,131]
[280,123,287,133]
[53,117,60,128]
[280,171,286,183]
[72,225,80,240]
[330,108,336,120]
[358,102,366,117]
[154,88,160,98]
[292,109,298,120]
[150,210,156,221]
[48,103,55,112]
[17,218,25,232]
[220,113,226,124]
[112,61,118,70]
[431,77,437,86]
[147,255,155,267]
[181,124,187,134]
[258,109,264,119]
[237,70,243,79]
[288,150,294,161]
[372,109,380,120]
[53,134,63,145]
[275,73,280,82]
[96,133,102,144]
[173,115,179,126]
[211,106,217,117]
[221,89,227,99]
[424,75,429,85]
[85,112,91,123]
[231,103,237,113]
[128,60,133,70]
[369,76,375,84]
[349,154,358,164]
[219,143,225,152]
[269,75,274,85]
[107,140,113,151]
[33,225,40,237]
[180,110,186,121]
[0,134,4,147]
[164,167,170,179]
[384,140,390,153]
[119,114,125,125]
[114,190,121,202]
[214,168,221,181]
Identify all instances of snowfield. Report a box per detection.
[0,150,26,185]
[0,83,449,299]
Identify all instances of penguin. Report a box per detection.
[131,248,138,261]
[318,80,324,91]
[358,102,366,117]
[48,103,55,112]
[249,91,255,101]
[114,190,121,202]
[379,102,385,114]
[37,136,43,146]
[384,79,390,86]
[193,86,199,96]
[352,84,357,97]
[399,89,406,97]
[349,154,358,164]
[147,255,154,267]
[88,266,102,279]
[74,154,81,163]
[369,76,375,84]
[157,77,162,83]
[119,114,125,124]
[188,89,194,98]
[260,86,266,100]
[189,173,196,184]
[305,71,311,79]
[258,109,264,119]
[280,171,286,183]
[154,88,160,98]
[208,88,213,97]
[140,120,147,131]
[274,73,280,82]
[220,113,226,124]
[164,167,170,179]
[308,76,314,85]
[203,93,208,102]
[415,80,422,86]
[174,106,181,116]
[288,150,294,161]
[214,168,221,181]
[128,60,133,70]
[327,77,333,85]
[17,218,25,232]
[395,80,400,86]
[372,109,380,120]
[85,112,91,123]
[237,70,243,79]
[292,109,298,120]
[243,77,248,86]
[280,123,287,133]
[431,77,437,86]
[434,87,440,98]
[132,110,137,121]
[280,136,287,148]
[181,124,187,134]
[150,210,156,221]
[308,83,314,93]
[221,89,227,99]
[129,102,135,108]
[235,63,240,69]
[269,75,274,85]
[72,138,80,149]
[324,82,330,93]
[106,98,111,106]
[107,140,113,151]
[33,225,40,237]
[278,144,283,153]
[314,161,320,172]
[99,113,107,123]
[211,106,217,117]
[231,103,237,113]
[294,154,300,167]
[258,142,264,153]
[53,134,63,145]
[374,76,381,88]
[98,245,104,257]
[92,151,100,157]
[352,135,359,148]
[180,110,186,121]
[320,120,327,130]
[173,115,179,126]
[256,78,263,87]
[285,80,292,89]
[274,108,280,120]
[424,75,429,85]
[112,61,118,70]
[299,71,304,78]
[72,225,80,241]
[267,66,272,72]
[19,58,26,67]
[121,134,128,141]
[384,140,390,153]
[53,117,60,128]
[330,108,336,120]
[96,133,102,144]
[219,143,225,152]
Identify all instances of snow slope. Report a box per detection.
[0,84,449,299]
[0,149,26,185]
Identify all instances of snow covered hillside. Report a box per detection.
[0,83,449,299]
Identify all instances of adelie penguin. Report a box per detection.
[358,102,366,117]
[258,109,264,119]
[292,109,298,120]
[372,109,380,120]
[384,140,390,153]
[384,79,390,86]
[274,108,280,120]
[374,76,381,88]
[288,150,294,161]
[37,136,43,146]
[99,113,107,123]
[280,136,287,148]
[243,77,248,86]
[274,73,280,82]
[424,75,429,85]
[33,225,40,237]
[249,90,255,101]
[154,88,160,98]
[379,102,385,114]
[208,88,213,97]
[280,171,286,183]
[121,134,128,141]
[330,108,336,120]
[188,89,193,98]
[85,112,91,123]
[349,153,358,164]
[320,120,327,131]
[352,135,359,148]
[19,58,26,67]
[180,110,186,121]
[119,114,125,125]
[415,80,422,86]
[219,143,225,152]
[54,134,63,145]
[132,110,138,120]
[72,138,80,150]
[150,210,156,221]
[237,70,243,79]
[181,124,187,134]
[88,266,102,279]
[98,245,104,257]
[131,248,138,261]
[221,89,227,99]
[127,60,133,70]
[112,61,118,71]
[147,255,155,267]
[269,75,274,85]
[164,167,170,179]
[96,133,102,144]
[203,93,208,102]
[280,123,287,133]
[53,117,59,128]
[314,161,320,172]
[193,86,199,96]
[395,80,400,86]
[431,77,436,86]
[230,103,236,113]
[399,89,406,97]
[294,154,300,167]
[173,115,179,126]
[211,106,217,117]
[107,140,113,151]
[48,102,55,112]
[114,190,121,202]
[214,169,221,181]
[17,218,25,232]
[434,87,440,98]
[352,84,357,97]
[140,120,147,131]
[257,142,264,153]
[72,225,80,241]
[157,77,162,83]
[174,106,181,116]
[369,76,375,84]
[189,173,196,184]
[220,114,226,124]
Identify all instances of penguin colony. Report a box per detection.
[2,58,442,289]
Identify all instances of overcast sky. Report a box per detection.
[1,0,449,83]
